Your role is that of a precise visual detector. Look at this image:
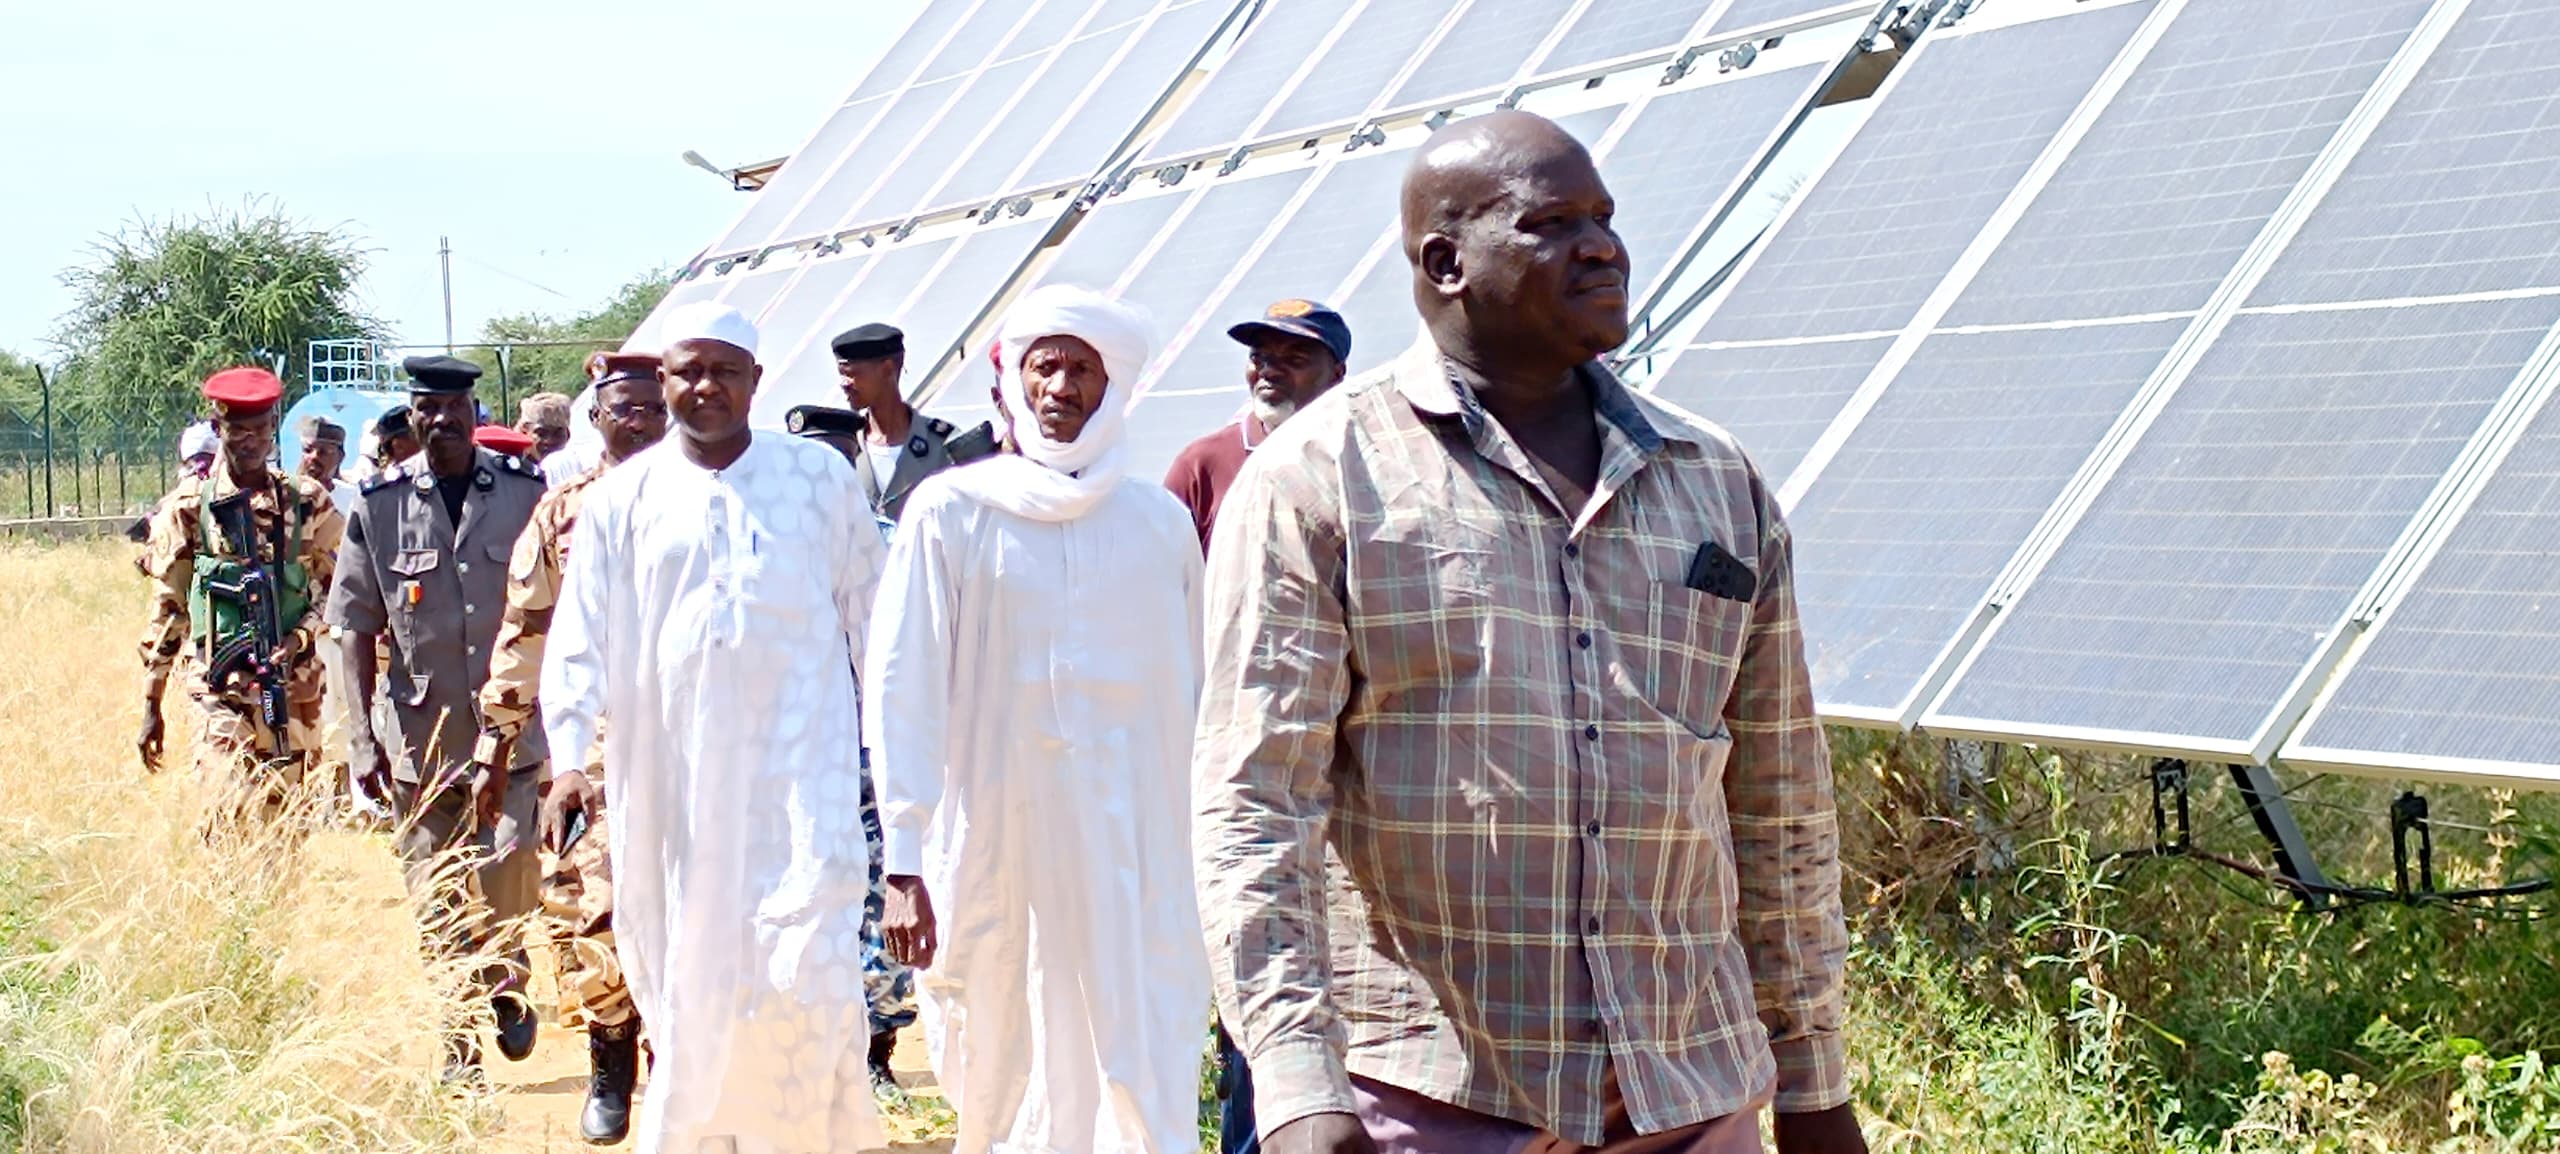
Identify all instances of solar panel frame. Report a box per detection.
[1257,0,1464,140]
[1381,0,1579,113]
[2282,379,2560,785]
[756,237,961,420]
[1940,0,2440,328]
[706,94,898,259]
[1011,0,1244,192]
[1593,61,1830,313]
[852,0,985,102]
[1923,298,2560,759]
[921,27,1135,213]
[1138,0,1365,162]
[1536,0,1719,77]
[1705,0,1870,37]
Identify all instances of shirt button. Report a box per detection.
[1563,543,1579,559]
[457,561,470,574]
[1576,632,1592,650]
[1586,915,1602,934]
[464,604,477,614]
[1586,820,1602,836]
[1584,724,1599,741]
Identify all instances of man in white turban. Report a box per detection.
[865,284,1212,1154]
[543,301,886,1154]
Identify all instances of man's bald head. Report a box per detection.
[1399,111,1630,375]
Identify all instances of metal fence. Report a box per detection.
[0,404,186,522]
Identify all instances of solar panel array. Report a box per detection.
[635,0,2560,783]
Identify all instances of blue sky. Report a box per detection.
[0,0,925,360]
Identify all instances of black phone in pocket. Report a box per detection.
[1684,539,1757,602]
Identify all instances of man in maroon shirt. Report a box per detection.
[1164,299,1352,553]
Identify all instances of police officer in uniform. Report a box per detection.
[327,354,549,1079]
[137,367,346,827]
[825,322,997,523]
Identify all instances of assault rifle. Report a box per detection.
[202,491,292,757]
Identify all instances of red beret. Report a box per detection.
[474,424,538,455]
[594,352,663,388]
[202,366,284,415]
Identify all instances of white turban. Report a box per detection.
[995,284,1153,476]
[656,301,760,359]
[179,421,217,460]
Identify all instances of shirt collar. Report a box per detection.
[1390,337,1688,455]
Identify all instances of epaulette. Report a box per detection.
[926,417,955,438]
[361,467,408,495]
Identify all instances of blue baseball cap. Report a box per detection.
[1227,299,1352,363]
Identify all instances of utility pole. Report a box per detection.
[439,235,456,352]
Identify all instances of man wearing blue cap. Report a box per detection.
[1164,299,1352,554]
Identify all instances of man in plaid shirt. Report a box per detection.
[1192,111,1865,1154]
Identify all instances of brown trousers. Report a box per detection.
[1350,1074,1767,1154]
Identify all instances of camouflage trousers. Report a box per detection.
[540,757,633,1029]
[859,752,918,1035]
[188,663,322,827]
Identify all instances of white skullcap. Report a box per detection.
[179,421,217,460]
[655,301,760,359]
[996,284,1153,475]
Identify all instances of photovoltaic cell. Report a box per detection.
[1036,192,1192,292]
[740,255,878,405]
[1644,337,1892,485]
[1012,0,1106,54]
[1108,168,1317,337]
[1944,0,2433,327]
[1147,149,1413,390]
[1014,0,1237,191]
[1539,0,1716,76]
[759,238,959,418]
[852,54,1047,227]
[1141,0,1362,161]
[919,0,1036,84]
[710,95,894,256]
[2247,0,2560,306]
[898,214,1058,386]
[1260,0,1463,138]
[1789,321,2187,714]
[767,77,967,245]
[718,268,797,324]
[853,0,981,102]
[1383,0,1572,110]
[1692,2,2154,344]
[1707,0,1861,36]
[2294,400,2560,768]
[1601,63,1820,306]
[1931,297,2560,744]
[926,29,1130,212]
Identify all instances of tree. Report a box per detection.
[0,350,44,421]
[466,271,672,420]
[52,202,378,430]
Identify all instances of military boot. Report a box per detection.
[493,994,538,1062]
[867,1029,898,1092]
[582,1018,640,1144]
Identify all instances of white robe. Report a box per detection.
[863,470,1211,1154]
[544,435,888,1154]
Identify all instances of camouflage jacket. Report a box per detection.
[138,465,346,707]
[472,463,606,768]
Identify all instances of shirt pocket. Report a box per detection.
[1608,581,1751,739]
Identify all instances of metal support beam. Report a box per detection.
[2227,763,2333,910]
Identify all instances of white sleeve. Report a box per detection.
[541,487,614,772]
[827,453,888,678]
[861,493,956,878]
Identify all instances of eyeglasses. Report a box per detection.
[603,402,669,420]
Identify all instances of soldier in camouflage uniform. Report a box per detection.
[480,353,666,1144]
[136,368,346,827]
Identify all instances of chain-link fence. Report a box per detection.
[0,404,186,522]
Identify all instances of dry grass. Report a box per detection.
[0,538,490,1153]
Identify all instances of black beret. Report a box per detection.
[830,322,904,362]
[375,405,413,439]
[785,404,866,437]
[402,354,484,394]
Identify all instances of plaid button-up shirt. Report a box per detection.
[1194,341,1849,1144]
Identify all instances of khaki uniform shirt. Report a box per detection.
[328,447,549,784]
[473,463,607,769]
[138,464,345,713]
